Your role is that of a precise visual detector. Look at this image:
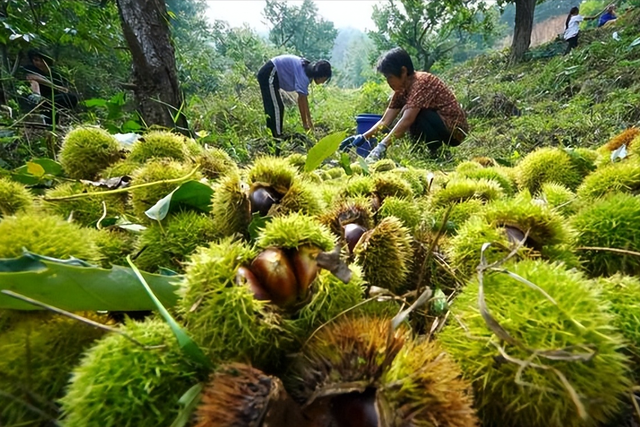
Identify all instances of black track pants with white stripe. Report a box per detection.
[257,60,284,138]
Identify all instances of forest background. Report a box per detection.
[0,0,638,171]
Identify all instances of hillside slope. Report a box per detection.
[444,8,640,164]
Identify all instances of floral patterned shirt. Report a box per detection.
[389,71,469,142]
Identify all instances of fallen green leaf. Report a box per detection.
[145,180,214,221]
[0,252,181,311]
[304,131,346,172]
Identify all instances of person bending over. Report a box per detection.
[23,49,78,124]
[340,47,468,162]
[257,54,331,141]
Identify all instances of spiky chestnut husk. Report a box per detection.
[130,159,196,221]
[324,167,346,179]
[134,211,218,273]
[267,179,325,217]
[482,191,574,250]
[372,172,414,201]
[0,212,99,261]
[377,196,422,230]
[195,363,305,427]
[455,166,516,196]
[576,161,640,200]
[515,147,582,193]
[300,170,324,184]
[429,177,504,208]
[338,175,376,199]
[42,182,127,226]
[446,193,578,279]
[571,192,640,277]
[286,316,477,427]
[285,316,408,404]
[601,127,640,153]
[0,177,33,217]
[380,339,478,427]
[286,152,307,171]
[431,198,485,234]
[0,313,110,427]
[100,159,139,179]
[370,158,396,173]
[256,213,335,252]
[127,130,190,163]
[211,171,252,238]
[392,167,427,196]
[289,267,369,338]
[192,146,239,181]
[59,126,121,180]
[178,238,293,369]
[247,156,297,194]
[60,317,203,427]
[439,259,631,427]
[627,134,640,158]
[536,182,577,216]
[566,147,598,177]
[455,160,483,174]
[319,197,375,237]
[471,156,497,167]
[94,228,137,267]
[350,162,364,175]
[354,216,413,294]
[593,274,640,374]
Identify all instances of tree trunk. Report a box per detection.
[116,0,190,134]
[509,0,537,64]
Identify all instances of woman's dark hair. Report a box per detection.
[376,47,415,77]
[304,59,332,82]
[566,7,580,28]
[27,49,53,63]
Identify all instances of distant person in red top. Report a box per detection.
[340,47,469,162]
[23,49,78,124]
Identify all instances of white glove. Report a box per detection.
[365,142,387,163]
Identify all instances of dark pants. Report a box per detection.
[564,35,578,55]
[257,60,284,139]
[409,109,461,154]
[29,92,78,124]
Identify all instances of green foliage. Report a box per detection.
[0,252,181,311]
[571,193,640,277]
[59,126,122,180]
[0,177,33,217]
[0,313,108,426]
[439,260,630,427]
[369,0,493,71]
[134,211,217,273]
[0,212,99,261]
[60,318,202,427]
[263,0,337,59]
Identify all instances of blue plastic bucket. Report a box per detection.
[356,114,383,135]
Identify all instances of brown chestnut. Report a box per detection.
[291,245,319,298]
[235,266,271,301]
[249,185,280,216]
[251,248,298,308]
[343,223,367,253]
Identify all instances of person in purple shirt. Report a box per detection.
[598,5,617,27]
[257,54,331,141]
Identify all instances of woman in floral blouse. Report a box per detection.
[354,47,469,162]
